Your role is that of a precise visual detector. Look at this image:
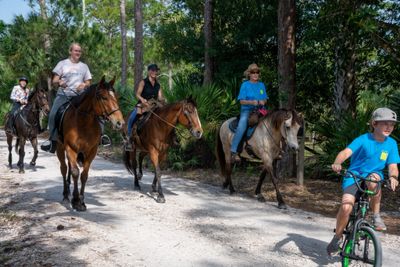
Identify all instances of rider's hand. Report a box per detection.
[59,80,67,88]
[331,163,342,173]
[76,83,86,91]
[389,177,398,191]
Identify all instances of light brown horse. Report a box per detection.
[57,76,124,211]
[123,97,203,203]
[217,109,302,209]
[5,88,50,173]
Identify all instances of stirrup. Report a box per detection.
[101,135,111,146]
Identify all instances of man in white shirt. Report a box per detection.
[41,43,92,153]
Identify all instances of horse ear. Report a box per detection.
[99,75,106,86]
[285,111,292,120]
[109,76,116,87]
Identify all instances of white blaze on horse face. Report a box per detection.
[284,117,300,150]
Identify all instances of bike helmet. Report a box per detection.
[19,76,28,83]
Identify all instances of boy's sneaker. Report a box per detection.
[373,214,387,231]
[327,235,342,256]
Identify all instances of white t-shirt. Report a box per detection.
[53,58,92,96]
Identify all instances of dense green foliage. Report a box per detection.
[0,0,399,175]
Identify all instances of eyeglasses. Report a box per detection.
[250,71,260,74]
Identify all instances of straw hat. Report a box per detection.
[243,63,260,79]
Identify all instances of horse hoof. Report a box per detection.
[134,184,141,191]
[222,182,228,189]
[229,188,236,195]
[19,169,25,174]
[278,203,287,209]
[256,194,266,202]
[156,196,165,203]
[62,198,70,204]
[73,203,87,212]
[30,161,36,166]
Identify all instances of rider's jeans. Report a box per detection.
[48,94,69,141]
[230,109,251,153]
[127,108,138,136]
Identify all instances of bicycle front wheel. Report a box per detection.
[342,226,382,267]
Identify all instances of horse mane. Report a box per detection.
[263,109,302,130]
[155,97,198,113]
[70,83,97,106]
[27,88,37,102]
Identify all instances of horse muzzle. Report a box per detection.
[113,120,125,130]
[190,128,203,139]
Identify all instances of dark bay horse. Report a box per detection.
[5,89,50,173]
[57,77,124,211]
[123,98,203,203]
[217,109,303,209]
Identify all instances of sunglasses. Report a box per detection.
[250,71,260,74]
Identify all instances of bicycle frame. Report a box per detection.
[339,170,383,266]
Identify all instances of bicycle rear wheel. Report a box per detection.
[342,226,382,267]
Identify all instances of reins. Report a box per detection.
[148,105,190,140]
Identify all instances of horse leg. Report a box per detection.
[56,145,69,203]
[17,138,26,174]
[222,161,236,194]
[255,168,268,202]
[78,153,96,212]
[7,134,13,168]
[65,148,82,211]
[138,151,146,180]
[130,148,141,190]
[29,138,38,166]
[149,149,165,203]
[271,159,287,209]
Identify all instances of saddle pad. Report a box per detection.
[55,102,71,142]
[228,117,256,139]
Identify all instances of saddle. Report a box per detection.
[55,102,71,143]
[228,107,269,157]
[131,99,165,148]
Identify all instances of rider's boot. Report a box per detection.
[41,140,57,154]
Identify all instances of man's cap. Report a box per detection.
[371,107,398,122]
[147,64,160,71]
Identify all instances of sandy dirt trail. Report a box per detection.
[1,130,399,266]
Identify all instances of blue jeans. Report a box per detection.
[230,109,251,153]
[48,94,70,141]
[127,108,138,136]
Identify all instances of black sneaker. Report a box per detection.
[100,135,111,146]
[41,140,57,154]
[327,235,342,256]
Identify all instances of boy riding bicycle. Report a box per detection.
[327,107,400,255]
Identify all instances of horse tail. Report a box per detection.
[15,138,20,153]
[216,126,226,176]
[123,150,134,175]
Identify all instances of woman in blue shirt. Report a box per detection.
[231,63,268,162]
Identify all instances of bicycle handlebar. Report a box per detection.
[338,170,383,196]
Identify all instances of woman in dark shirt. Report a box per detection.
[127,63,165,137]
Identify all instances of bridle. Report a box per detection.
[148,101,198,139]
[95,86,120,120]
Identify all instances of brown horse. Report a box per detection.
[57,76,124,211]
[123,97,203,203]
[217,109,303,209]
[5,88,50,173]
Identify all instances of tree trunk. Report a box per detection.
[278,0,296,109]
[134,0,144,92]
[120,0,128,88]
[203,0,214,85]
[277,0,297,180]
[333,2,357,117]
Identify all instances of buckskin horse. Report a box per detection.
[5,88,50,173]
[217,109,303,209]
[57,76,124,211]
[123,97,203,203]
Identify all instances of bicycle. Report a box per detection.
[337,170,385,267]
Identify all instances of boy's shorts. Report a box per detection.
[343,183,363,200]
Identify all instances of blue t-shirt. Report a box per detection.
[342,133,400,189]
[237,81,268,111]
